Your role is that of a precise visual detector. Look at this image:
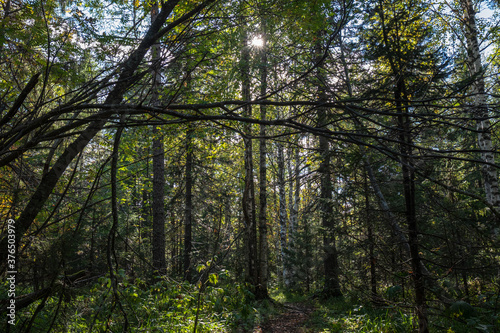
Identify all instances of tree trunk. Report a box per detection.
[151,1,166,276]
[151,109,166,276]
[183,125,194,282]
[287,143,299,287]
[240,26,259,292]
[289,146,299,237]
[257,20,269,299]
[108,116,129,329]
[277,142,289,287]
[315,31,342,298]
[318,131,342,298]
[377,3,427,328]
[364,171,377,299]
[395,80,427,332]
[386,20,427,333]
[460,0,500,208]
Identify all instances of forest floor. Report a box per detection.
[252,303,315,333]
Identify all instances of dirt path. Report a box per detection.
[253,303,314,333]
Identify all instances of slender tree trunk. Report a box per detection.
[339,31,376,299]
[287,151,293,237]
[277,142,289,287]
[141,150,150,276]
[393,40,428,333]
[397,102,427,333]
[183,125,194,282]
[289,146,299,237]
[364,171,377,299]
[460,0,500,208]
[314,30,342,298]
[287,143,299,287]
[171,213,179,275]
[240,26,259,291]
[151,1,166,276]
[108,117,129,329]
[151,108,166,275]
[141,146,150,228]
[294,145,301,274]
[257,20,269,299]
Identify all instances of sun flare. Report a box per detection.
[251,36,264,47]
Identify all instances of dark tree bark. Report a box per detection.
[151,1,166,276]
[288,141,301,288]
[152,127,166,275]
[240,26,260,293]
[318,131,342,298]
[0,73,40,128]
[377,2,427,330]
[257,18,269,299]
[396,87,427,333]
[183,125,194,282]
[315,31,342,298]
[277,141,289,286]
[108,117,129,329]
[364,171,377,299]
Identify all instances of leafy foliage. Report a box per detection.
[1,0,500,331]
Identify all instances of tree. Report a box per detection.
[277,140,290,286]
[361,0,452,329]
[239,16,260,295]
[315,29,342,298]
[0,0,214,272]
[257,13,269,298]
[151,0,167,277]
[184,124,194,281]
[459,0,500,208]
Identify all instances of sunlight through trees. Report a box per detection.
[1,0,500,331]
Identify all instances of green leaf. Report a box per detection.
[209,273,218,285]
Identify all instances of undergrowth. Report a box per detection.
[306,298,416,332]
[5,269,279,332]
[272,289,500,332]
[6,277,499,332]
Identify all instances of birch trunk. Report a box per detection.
[460,0,500,208]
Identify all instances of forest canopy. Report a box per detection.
[1,0,500,332]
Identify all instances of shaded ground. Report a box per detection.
[253,303,315,333]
